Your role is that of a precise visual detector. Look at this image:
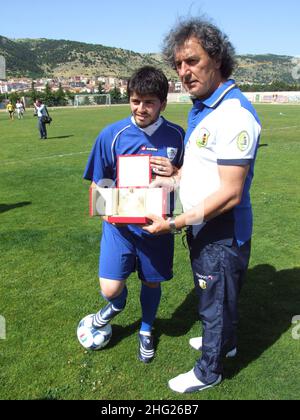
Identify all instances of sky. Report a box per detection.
[0,0,299,56]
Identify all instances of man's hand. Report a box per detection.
[149,176,175,192]
[150,157,175,177]
[142,214,171,235]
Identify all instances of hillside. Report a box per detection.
[0,36,297,84]
[0,36,177,79]
[234,54,296,85]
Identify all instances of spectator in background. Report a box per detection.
[33,99,48,140]
[6,101,15,120]
[16,99,25,120]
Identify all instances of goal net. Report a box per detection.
[74,94,111,107]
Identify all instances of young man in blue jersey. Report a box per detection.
[144,19,261,391]
[83,66,185,363]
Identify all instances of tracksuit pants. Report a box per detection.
[38,118,47,138]
[187,226,251,384]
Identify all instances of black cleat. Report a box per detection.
[92,302,124,328]
[138,333,155,364]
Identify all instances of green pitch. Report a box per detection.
[0,104,299,400]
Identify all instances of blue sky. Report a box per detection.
[1,0,299,56]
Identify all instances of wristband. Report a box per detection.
[168,217,182,234]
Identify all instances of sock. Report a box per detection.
[140,283,162,334]
[93,286,128,328]
[101,285,128,310]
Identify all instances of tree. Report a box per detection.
[109,86,121,103]
[44,82,54,106]
[122,90,129,103]
[65,90,75,105]
[55,83,67,106]
[29,80,38,103]
[97,81,105,94]
[8,92,19,105]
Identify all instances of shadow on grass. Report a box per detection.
[156,264,299,379]
[105,264,299,377]
[108,320,141,349]
[106,290,198,350]
[47,135,74,140]
[0,202,32,214]
[156,289,198,338]
[225,264,300,379]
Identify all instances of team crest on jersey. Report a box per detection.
[196,128,210,148]
[237,131,250,151]
[167,147,178,160]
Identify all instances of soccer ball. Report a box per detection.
[77,314,112,350]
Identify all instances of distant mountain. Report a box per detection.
[0,36,176,79]
[0,36,297,85]
[234,54,297,85]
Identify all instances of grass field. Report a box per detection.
[0,104,300,400]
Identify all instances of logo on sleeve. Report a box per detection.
[196,128,210,148]
[237,131,250,151]
[167,147,178,160]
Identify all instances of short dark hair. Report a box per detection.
[127,66,169,103]
[162,18,236,79]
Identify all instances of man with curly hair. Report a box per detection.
[144,18,261,392]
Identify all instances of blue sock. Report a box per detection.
[93,286,128,328]
[140,283,162,334]
[101,286,128,310]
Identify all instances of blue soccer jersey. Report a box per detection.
[84,116,185,185]
[83,115,185,282]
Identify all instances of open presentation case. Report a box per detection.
[89,155,168,224]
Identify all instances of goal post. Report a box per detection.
[74,94,111,107]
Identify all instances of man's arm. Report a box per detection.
[186,164,249,225]
[143,164,249,234]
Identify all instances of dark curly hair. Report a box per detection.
[127,66,169,103]
[162,18,236,79]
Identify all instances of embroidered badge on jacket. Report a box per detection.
[196,128,210,148]
[237,131,250,151]
[167,147,178,160]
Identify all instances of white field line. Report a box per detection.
[1,151,90,166]
[263,125,300,131]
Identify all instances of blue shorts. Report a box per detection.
[99,222,174,282]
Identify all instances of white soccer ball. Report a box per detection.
[77,314,112,350]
